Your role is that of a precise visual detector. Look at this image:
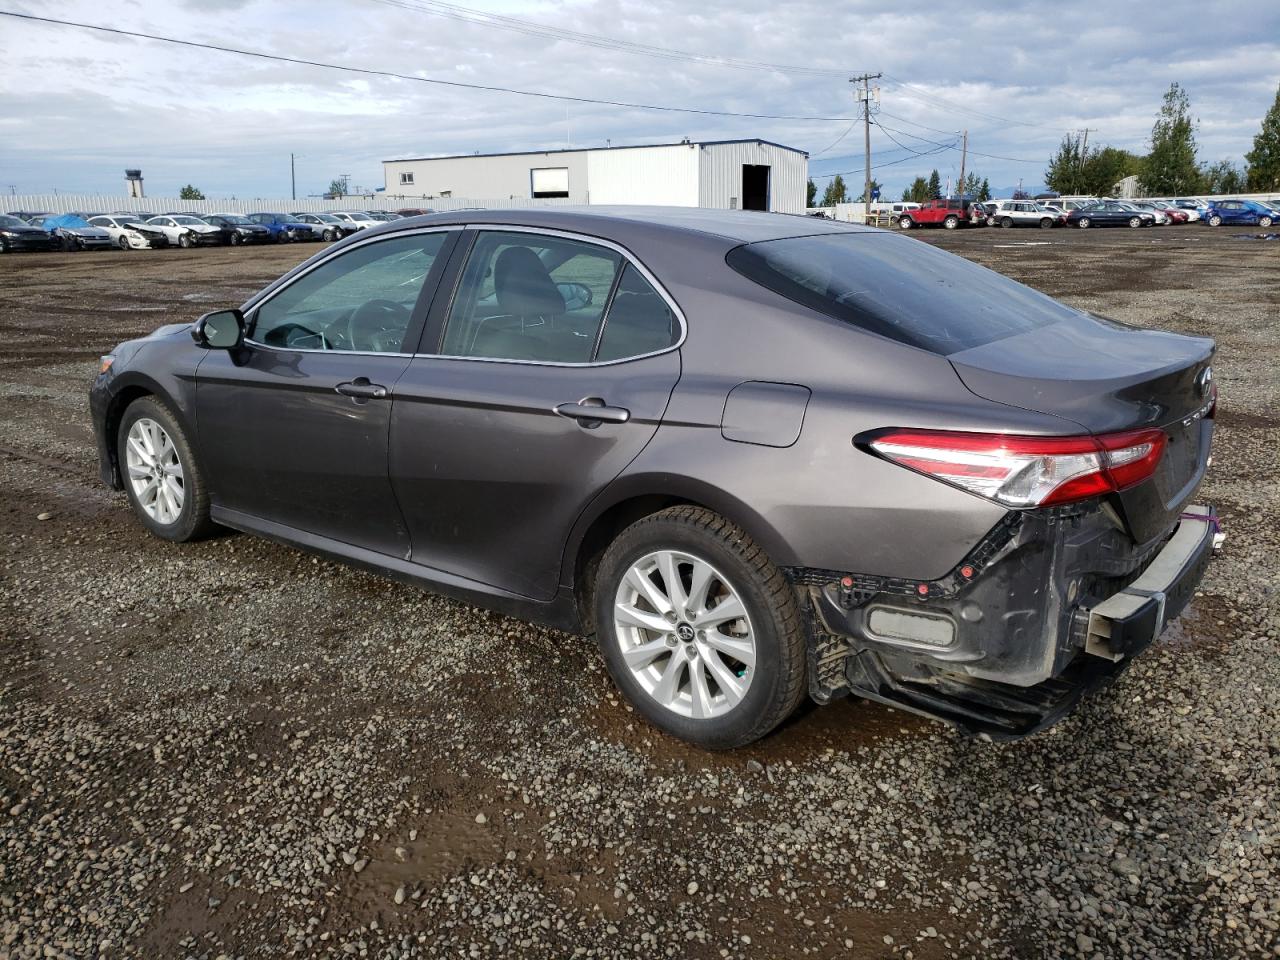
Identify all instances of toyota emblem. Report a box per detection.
[1196,366,1212,398]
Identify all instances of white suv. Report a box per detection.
[986,200,1060,229]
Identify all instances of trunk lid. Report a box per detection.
[949,315,1215,544]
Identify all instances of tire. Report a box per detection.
[943,215,959,230]
[898,216,913,229]
[594,506,807,749]
[230,232,242,246]
[1208,214,1222,227]
[324,229,337,242]
[0,238,7,254]
[1077,217,1091,229]
[118,236,131,251]
[1039,218,1053,229]
[117,397,216,543]
[1000,216,1013,228]
[178,232,193,249]
[1128,217,1142,228]
[1260,216,1273,228]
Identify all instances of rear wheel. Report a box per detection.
[943,215,959,229]
[1208,214,1222,226]
[117,397,215,542]
[595,506,807,749]
[1000,216,1013,228]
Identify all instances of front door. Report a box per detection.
[389,228,683,600]
[197,228,457,556]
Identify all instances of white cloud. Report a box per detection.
[0,0,1276,199]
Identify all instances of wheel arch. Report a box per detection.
[101,373,194,487]
[562,476,794,634]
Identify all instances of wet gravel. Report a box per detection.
[1,228,1278,958]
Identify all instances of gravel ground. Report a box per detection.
[1,227,1278,959]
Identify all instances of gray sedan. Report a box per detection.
[90,207,1219,748]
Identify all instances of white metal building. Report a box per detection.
[381,139,809,214]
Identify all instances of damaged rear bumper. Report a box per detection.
[792,505,1220,739]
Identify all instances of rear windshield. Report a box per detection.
[725,232,1077,355]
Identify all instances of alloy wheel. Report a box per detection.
[612,550,756,720]
[125,418,185,524]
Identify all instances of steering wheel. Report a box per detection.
[348,299,410,352]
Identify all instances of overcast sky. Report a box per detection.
[1,0,1278,201]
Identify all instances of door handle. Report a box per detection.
[335,378,388,400]
[554,398,630,427]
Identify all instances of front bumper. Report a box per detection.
[1,233,59,251]
[794,504,1219,738]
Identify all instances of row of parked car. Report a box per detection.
[0,208,437,253]
[891,196,1280,230]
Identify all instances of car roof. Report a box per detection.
[366,205,878,244]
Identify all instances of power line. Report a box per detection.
[810,121,859,159]
[0,10,859,122]
[368,0,854,79]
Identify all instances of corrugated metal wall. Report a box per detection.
[383,151,589,201]
[585,145,700,206]
[2,194,578,216]
[699,142,808,214]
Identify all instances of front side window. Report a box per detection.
[441,231,621,363]
[252,232,447,353]
[726,232,1077,356]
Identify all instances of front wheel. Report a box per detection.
[1129,216,1142,228]
[1260,216,1273,228]
[230,232,242,246]
[594,506,807,749]
[898,216,913,229]
[178,232,194,248]
[1039,218,1053,229]
[324,228,337,242]
[118,236,131,251]
[117,397,215,542]
[1077,217,1091,228]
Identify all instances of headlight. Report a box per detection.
[98,355,115,375]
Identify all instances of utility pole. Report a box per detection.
[957,129,968,197]
[1076,127,1095,194]
[850,72,882,223]
[290,153,296,201]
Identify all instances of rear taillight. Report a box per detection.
[865,428,1166,508]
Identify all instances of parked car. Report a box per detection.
[1168,199,1206,221]
[1123,201,1169,225]
[88,215,172,250]
[201,214,274,245]
[0,213,60,252]
[289,212,353,241]
[90,208,1220,748]
[364,211,398,222]
[1143,201,1189,224]
[1203,199,1275,227]
[39,213,115,251]
[330,210,380,231]
[896,198,983,229]
[247,212,320,242]
[1066,202,1155,228]
[146,215,227,248]
[5,211,52,224]
[986,199,1060,229]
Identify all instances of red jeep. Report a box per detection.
[898,199,982,230]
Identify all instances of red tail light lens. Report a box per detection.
[866,428,1166,508]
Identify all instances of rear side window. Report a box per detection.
[725,232,1078,355]
[595,265,678,362]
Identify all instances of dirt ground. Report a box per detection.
[2,225,1278,959]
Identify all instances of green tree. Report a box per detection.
[1245,83,1280,191]
[926,169,941,199]
[328,178,348,198]
[855,179,882,203]
[820,174,848,206]
[1044,135,1085,194]
[903,176,930,202]
[977,177,991,202]
[959,171,981,198]
[1142,82,1201,195]
[1088,147,1144,196]
[807,179,817,207]
[1200,159,1245,195]
[178,184,205,200]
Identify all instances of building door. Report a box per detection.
[742,165,771,211]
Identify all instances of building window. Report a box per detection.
[399,172,415,185]
[530,167,570,199]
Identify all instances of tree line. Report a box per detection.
[808,169,992,206]
[1045,81,1280,196]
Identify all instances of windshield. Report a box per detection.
[172,216,206,225]
[725,232,1076,356]
[311,214,340,222]
[217,214,252,224]
[0,215,27,228]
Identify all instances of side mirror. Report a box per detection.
[191,308,245,350]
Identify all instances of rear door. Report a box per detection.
[389,226,683,600]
